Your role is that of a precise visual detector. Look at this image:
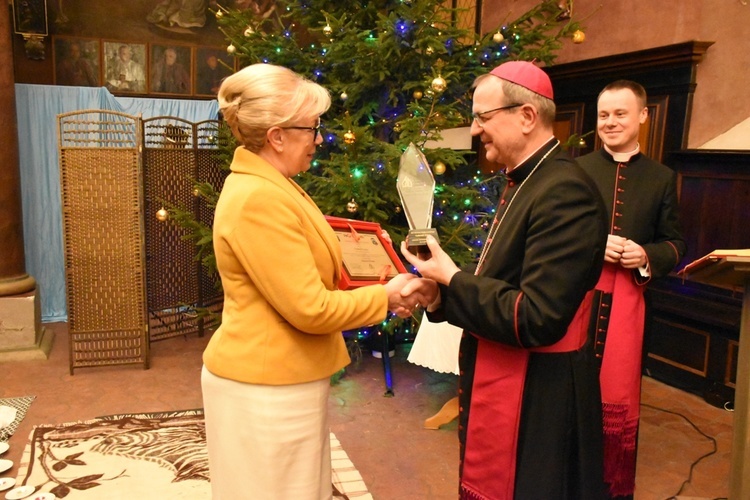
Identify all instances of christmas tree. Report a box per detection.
[212,0,581,267]
[176,0,582,346]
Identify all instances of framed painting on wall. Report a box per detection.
[53,36,101,87]
[195,47,234,97]
[103,41,147,94]
[12,0,48,36]
[149,44,192,95]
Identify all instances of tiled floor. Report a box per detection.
[1,322,733,499]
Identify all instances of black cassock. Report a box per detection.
[430,139,608,499]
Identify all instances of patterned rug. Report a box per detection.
[0,396,35,442]
[14,410,372,499]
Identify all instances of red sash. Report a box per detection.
[595,263,645,497]
[460,290,594,500]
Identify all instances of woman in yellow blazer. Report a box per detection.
[201,63,434,499]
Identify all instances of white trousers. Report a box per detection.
[201,366,332,500]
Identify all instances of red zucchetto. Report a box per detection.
[490,61,554,100]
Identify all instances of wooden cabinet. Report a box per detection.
[648,151,750,405]
[645,276,741,406]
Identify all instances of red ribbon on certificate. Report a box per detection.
[379,265,392,281]
[346,223,361,242]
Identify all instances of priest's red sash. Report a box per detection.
[460,290,594,500]
[596,263,645,497]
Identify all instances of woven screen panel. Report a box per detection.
[143,118,202,341]
[195,120,230,330]
[58,110,149,373]
[141,118,228,340]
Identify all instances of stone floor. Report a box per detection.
[0,322,733,499]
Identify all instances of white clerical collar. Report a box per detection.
[604,143,640,163]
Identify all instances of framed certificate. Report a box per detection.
[325,216,407,290]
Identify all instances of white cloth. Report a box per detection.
[407,312,462,375]
[201,366,331,500]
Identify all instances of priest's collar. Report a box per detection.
[506,136,559,182]
[604,143,640,163]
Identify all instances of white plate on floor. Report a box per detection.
[0,443,8,455]
[0,460,12,474]
[28,493,54,500]
[4,485,35,499]
[0,478,16,492]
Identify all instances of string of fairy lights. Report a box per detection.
[208,1,584,344]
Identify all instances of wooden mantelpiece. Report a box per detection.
[546,41,714,83]
[547,40,714,160]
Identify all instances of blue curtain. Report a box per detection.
[15,84,220,322]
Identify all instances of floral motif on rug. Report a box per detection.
[14,411,372,499]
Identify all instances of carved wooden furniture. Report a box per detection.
[681,255,750,499]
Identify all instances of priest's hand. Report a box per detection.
[620,239,647,269]
[605,234,627,263]
[401,236,460,286]
[400,277,440,312]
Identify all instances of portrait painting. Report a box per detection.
[53,36,101,87]
[12,0,48,35]
[149,44,192,95]
[103,41,147,94]
[195,47,234,97]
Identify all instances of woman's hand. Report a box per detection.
[384,273,418,318]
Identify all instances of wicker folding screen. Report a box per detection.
[141,118,226,341]
[59,112,227,372]
[58,110,149,374]
[194,121,228,327]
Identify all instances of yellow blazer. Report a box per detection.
[203,147,389,385]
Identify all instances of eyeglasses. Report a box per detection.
[282,118,322,136]
[472,103,522,127]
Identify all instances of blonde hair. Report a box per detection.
[218,63,331,151]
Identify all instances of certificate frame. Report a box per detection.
[325,216,407,290]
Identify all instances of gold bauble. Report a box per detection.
[433,161,446,175]
[215,10,223,19]
[156,208,169,222]
[244,26,255,37]
[393,122,402,133]
[226,44,236,54]
[193,187,201,197]
[425,46,434,55]
[492,31,504,43]
[340,92,348,101]
[323,24,333,36]
[577,137,587,148]
[344,130,356,144]
[413,90,423,100]
[431,76,447,93]
[346,198,359,213]
[572,30,586,44]
[395,206,402,214]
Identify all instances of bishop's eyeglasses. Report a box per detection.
[472,103,522,127]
